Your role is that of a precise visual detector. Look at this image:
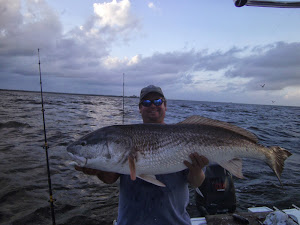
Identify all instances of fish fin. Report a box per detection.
[178,115,258,143]
[128,156,136,181]
[266,146,292,185]
[137,174,166,187]
[219,158,244,179]
[135,151,142,162]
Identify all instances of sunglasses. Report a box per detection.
[141,98,164,107]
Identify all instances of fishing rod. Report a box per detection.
[38,48,56,225]
[122,73,125,124]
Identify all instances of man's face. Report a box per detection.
[139,93,167,124]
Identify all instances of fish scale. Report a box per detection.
[67,115,292,187]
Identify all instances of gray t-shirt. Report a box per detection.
[117,170,191,225]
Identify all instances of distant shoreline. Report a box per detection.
[0,88,138,99]
[1,88,298,108]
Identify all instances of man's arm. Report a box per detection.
[184,153,209,188]
[75,165,120,184]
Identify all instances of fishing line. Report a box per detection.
[38,48,56,225]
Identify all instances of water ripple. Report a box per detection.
[0,90,299,224]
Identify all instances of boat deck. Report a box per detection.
[191,205,300,225]
[113,205,299,224]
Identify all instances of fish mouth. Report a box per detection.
[67,152,88,167]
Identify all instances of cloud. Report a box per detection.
[0,0,299,106]
[0,0,140,82]
[0,0,62,56]
[225,42,300,91]
[106,43,300,97]
[93,0,138,30]
[148,2,155,9]
[284,87,300,102]
[147,2,161,12]
[0,0,22,29]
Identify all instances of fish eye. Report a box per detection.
[80,141,87,146]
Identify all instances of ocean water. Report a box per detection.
[0,89,299,225]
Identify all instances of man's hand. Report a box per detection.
[184,153,209,188]
[75,165,120,184]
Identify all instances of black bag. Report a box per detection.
[195,164,236,216]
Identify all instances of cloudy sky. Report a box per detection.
[1,0,300,106]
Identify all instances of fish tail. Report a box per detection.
[266,146,292,184]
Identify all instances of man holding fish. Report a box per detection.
[75,85,209,225]
[70,85,291,225]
